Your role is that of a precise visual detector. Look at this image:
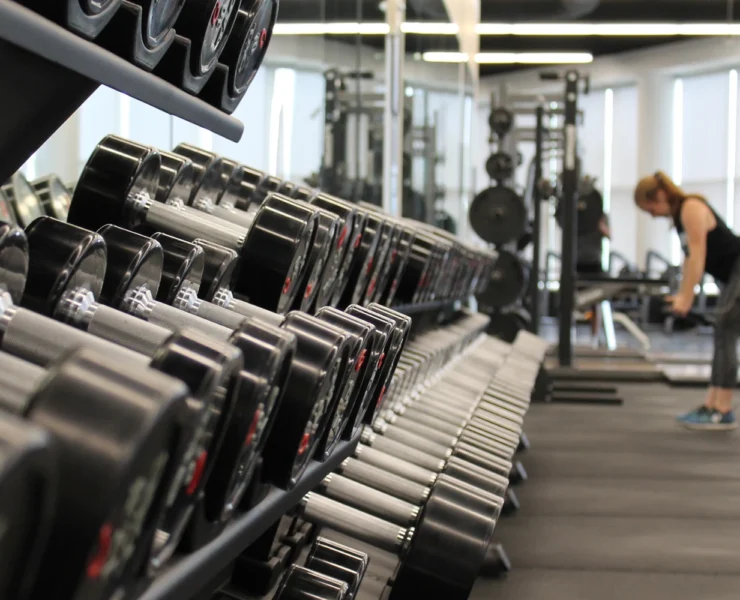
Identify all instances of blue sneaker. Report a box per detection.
[681,408,737,431]
[676,405,710,423]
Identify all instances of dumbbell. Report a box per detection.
[298,472,499,600]
[0,414,56,600]
[393,232,437,305]
[174,0,241,78]
[125,0,187,50]
[273,564,349,600]
[67,135,317,315]
[0,349,188,600]
[31,174,72,221]
[24,218,354,495]
[304,537,369,600]
[2,172,45,228]
[14,0,121,39]
[375,220,417,306]
[165,145,339,313]
[0,221,248,569]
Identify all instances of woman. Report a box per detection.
[634,171,740,430]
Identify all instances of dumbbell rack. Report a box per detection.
[0,0,243,182]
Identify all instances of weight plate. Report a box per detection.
[338,211,384,309]
[192,239,240,302]
[2,173,45,228]
[220,0,278,98]
[156,152,195,204]
[307,210,342,311]
[477,250,528,310]
[485,308,532,343]
[21,217,106,317]
[485,152,515,182]
[0,415,56,600]
[172,144,226,208]
[393,232,434,306]
[68,135,161,232]
[31,175,72,221]
[175,0,241,76]
[150,233,205,302]
[488,107,514,138]
[80,0,117,15]
[556,185,604,235]
[251,175,283,207]
[381,225,416,306]
[469,186,527,246]
[0,189,16,226]
[131,0,186,49]
[0,224,29,305]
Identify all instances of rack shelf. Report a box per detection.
[139,433,361,600]
[0,0,243,181]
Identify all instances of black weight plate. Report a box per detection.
[149,233,205,302]
[477,250,528,310]
[0,188,17,226]
[489,107,514,138]
[68,135,161,232]
[217,159,253,209]
[192,238,241,302]
[26,349,187,600]
[304,210,341,311]
[156,152,196,204]
[0,223,29,305]
[175,0,241,76]
[556,186,603,235]
[469,186,527,245]
[381,225,416,306]
[485,152,515,182]
[129,0,186,49]
[81,0,118,15]
[262,313,342,489]
[172,144,226,208]
[220,0,278,98]
[391,476,495,600]
[22,217,107,317]
[0,414,56,600]
[31,175,73,221]
[2,173,45,228]
[338,211,384,309]
[485,308,532,343]
[275,565,348,600]
[393,232,434,305]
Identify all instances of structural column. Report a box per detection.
[382,0,405,217]
[635,72,676,268]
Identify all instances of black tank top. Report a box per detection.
[673,198,740,283]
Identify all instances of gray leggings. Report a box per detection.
[712,259,740,388]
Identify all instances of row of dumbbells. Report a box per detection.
[205,325,547,600]
[0,209,421,600]
[39,133,496,314]
[14,0,277,111]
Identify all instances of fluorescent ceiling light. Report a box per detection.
[422,51,469,63]
[273,23,390,35]
[476,52,593,64]
[422,51,593,64]
[401,22,459,34]
[475,22,740,36]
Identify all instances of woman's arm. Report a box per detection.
[598,216,611,239]
[678,199,710,300]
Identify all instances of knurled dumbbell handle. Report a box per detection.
[320,474,419,526]
[145,301,234,343]
[354,445,438,487]
[338,457,429,504]
[379,423,451,458]
[300,493,409,554]
[363,431,446,472]
[85,304,171,357]
[0,351,46,414]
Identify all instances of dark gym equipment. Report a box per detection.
[486,152,515,182]
[0,414,56,600]
[66,135,317,314]
[298,473,499,600]
[15,0,122,39]
[174,0,241,77]
[129,0,186,50]
[2,172,45,228]
[31,174,72,221]
[555,180,604,235]
[304,537,369,600]
[469,186,528,246]
[477,251,529,310]
[487,308,533,343]
[489,107,515,138]
[274,564,349,600]
[0,349,188,600]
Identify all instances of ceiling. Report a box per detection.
[276,0,740,76]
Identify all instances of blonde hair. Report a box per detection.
[634,171,706,215]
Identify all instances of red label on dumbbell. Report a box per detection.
[304,283,314,299]
[366,257,374,275]
[282,277,292,295]
[377,352,385,369]
[211,2,221,25]
[86,523,114,579]
[355,349,367,372]
[245,406,263,447]
[354,234,362,249]
[376,385,387,407]
[259,28,267,49]
[187,451,208,496]
[298,432,311,455]
[337,226,348,249]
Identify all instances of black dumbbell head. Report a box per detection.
[31,174,73,221]
[149,233,205,303]
[172,144,226,208]
[68,135,161,232]
[191,239,240,302]
[22,217,106,317]
[156,152,196,204]
[0,222,29,305]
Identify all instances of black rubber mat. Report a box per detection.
[512,478,740,518]
[472,569,740,600]
[522,448,740,480]
[494,516,740,574]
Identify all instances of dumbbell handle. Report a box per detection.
[320,474,419,526]
[212,291,285,328]
[0,305,150,370]
[354,444,438,487]
[0,351,46,414]
[361,429,446,472]
[300,493,412,554]
[373,421,452,459]
[337,457,430,504]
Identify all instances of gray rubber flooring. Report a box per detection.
[475,383,740,599]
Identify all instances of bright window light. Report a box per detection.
[119,94,131,139]
[422,52,469,63]
[728,69,738,228]
[671,78,684,265]
[401,22,458,35]
[269,68,296,178]
[273,22,390,35]
[475,22,740,36]
[475,52,593,64]
[602,88,614,271]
